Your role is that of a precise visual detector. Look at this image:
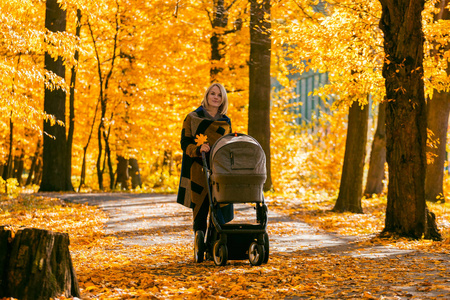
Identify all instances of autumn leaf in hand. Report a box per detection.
[195,134,208,146]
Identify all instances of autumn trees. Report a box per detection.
[0,0,449,239]
[274,0,447,239]
[0,1,216,191]
[39,0,73,192]
[378,0,442,239]
[332,100,368,213]
[1,0,60,190]
[209,0,243,83]
[87,0,120,191]
[249,0,272,191]
[424,0,450,203]
[364,102,387,197]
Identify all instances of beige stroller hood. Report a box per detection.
[210,134,266,203]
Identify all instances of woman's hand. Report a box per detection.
[200,143,210,153]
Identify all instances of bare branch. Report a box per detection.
[173,0,180,18]
[104,0,120,93]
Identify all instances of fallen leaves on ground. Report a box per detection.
[1,193,449,299]
[269,190,450,253]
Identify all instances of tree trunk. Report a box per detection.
[169,151,174,176]
[4,56,21,181]
[129,158,142,189]
[210,0,227,82]
[425,91,450,203]
[209,0,242,83]
[425,0,450,203]
[97,115,105,190]
[333,100,368,213]
[249,0,272,191]
[40,0,71,192]
[89,6,119,191]
[65,9,81,193]
[0,226,80,299]
[364,102,387,197]
[33,158,43,186]
[115,156,129,190]
[87,18,108,191]
[3,116,14,180]
[104,132,115,190]
[26,140,42,186]
[79,147,88,192]
[379,0,441,240]
[78,100,100,192]
[13,153,24,186]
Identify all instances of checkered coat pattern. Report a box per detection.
[177,106,232,219]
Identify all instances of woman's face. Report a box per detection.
[207,85,223,110]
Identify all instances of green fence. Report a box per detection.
[273,70,331,126]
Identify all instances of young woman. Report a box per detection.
[177,83,233,233]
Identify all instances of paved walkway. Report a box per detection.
[55,193,413,258]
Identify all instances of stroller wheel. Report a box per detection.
[194,231,205,263]
[213,241,228,266]
[263,232,269,264]
[249,242,265,266]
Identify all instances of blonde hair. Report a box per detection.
[201,83,229,115]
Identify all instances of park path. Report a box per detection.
[50,192,450,299]
[55,193,412,258]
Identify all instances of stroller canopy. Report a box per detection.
[211,133,266,176]
[210,133,266,203]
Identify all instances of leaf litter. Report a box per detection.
[1,193,449,299]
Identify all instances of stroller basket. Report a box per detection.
[210,133,266,203]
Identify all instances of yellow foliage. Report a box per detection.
[0,178,19,197]
[1,0,450,196]
[270,84,347,194]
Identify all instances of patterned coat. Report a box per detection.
[177,106,232,219]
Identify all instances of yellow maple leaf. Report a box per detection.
[195,134,208,146]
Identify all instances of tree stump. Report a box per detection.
[0,226,80,299]
[0,226,12,294]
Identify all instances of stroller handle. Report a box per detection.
[201,151,222,230]
[201,151,208,174]
[201,151,213,206]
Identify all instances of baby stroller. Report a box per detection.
[194,133,269,266]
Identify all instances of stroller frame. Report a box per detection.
[194,134,269,266]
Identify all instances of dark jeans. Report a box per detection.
[193,197,234,233]
[193,197,209,233]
